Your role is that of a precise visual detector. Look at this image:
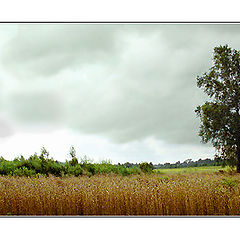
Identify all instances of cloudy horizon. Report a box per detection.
[0,23,239,164]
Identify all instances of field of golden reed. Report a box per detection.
[0,172,240,216]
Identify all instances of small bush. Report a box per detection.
[12,167,36,177]
[84,164,96,175]
[48,161,63,176]
[65,165,83,177]
[118,166,131,176]
[139,162,154,173]
[96,161,118,174]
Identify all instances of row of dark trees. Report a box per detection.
[153,158,221,169]
[117,158,221,169]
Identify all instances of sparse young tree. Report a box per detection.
[68,146,78,166]
[40,146,49,162]
[195,45,240,172]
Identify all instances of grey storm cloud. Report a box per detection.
[1,24,124,78]
[7,91,64,123]
[2,24,240,144]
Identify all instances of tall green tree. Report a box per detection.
[195,45,240,172]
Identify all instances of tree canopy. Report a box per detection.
[195,45,240,172]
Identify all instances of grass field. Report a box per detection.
[0,166,240,216]
[155,166,228,175]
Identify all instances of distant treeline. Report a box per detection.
[155,158,222,169]
[120,158,222,169]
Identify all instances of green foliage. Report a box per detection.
[195,45,240,171]
[120,167,141,176]
[84,164,96,176]
[0,148,147,177]
[155,158,220,169]
[95,160,117,174]
[39,147,49,162]
[12,167,36,177]
[215,145,237,169]
[48,160,64,176]
[139,162,154,173]
[65,164,83,177]
[119,166,131,176]
[68,146,78,166]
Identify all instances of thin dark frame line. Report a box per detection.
[0,21,240,24]
[0,215,239,218]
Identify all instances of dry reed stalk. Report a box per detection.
[0,173,239,215]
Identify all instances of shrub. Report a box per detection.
[0,149,152,177]
[139,162,154,173]
[128,166,141,175]
[0,161,16,175]
[48,161,64,176]
[118,166,131,176]
[84,164,96,176]
[65,165,83,177]
[12,167,36,177]
[0,156,6,162]
[96,160,117,174]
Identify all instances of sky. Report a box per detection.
[0,23,240,164]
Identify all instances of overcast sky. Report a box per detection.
[0,23,239,164]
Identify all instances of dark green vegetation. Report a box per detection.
[0,147,147,177]
[196,45,240,172]
[154,158,221,169]
[0,146,223,177]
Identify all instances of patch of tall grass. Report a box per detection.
[1,173,240,215]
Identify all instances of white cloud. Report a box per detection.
[0,128,215,164]
[145,137,215,163]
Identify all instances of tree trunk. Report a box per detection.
[236,106,240,172]
[237,142,240,173]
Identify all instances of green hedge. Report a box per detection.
[0,147,151,177]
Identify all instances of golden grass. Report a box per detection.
[0,172,240,216]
